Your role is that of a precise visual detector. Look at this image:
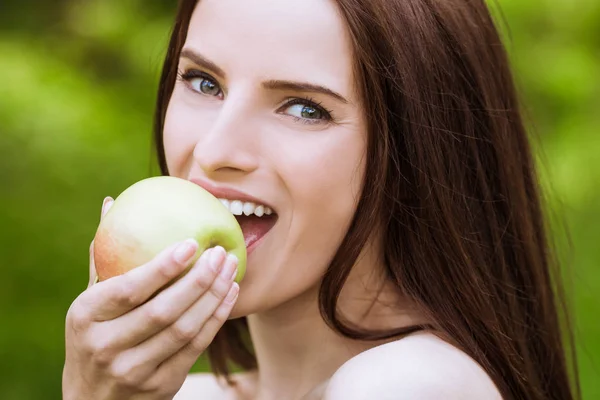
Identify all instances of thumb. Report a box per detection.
[88,196,114,288]
[88,240,98,288]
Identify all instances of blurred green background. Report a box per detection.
[0,0,598,399]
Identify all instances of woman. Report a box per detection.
[62,0,580,399]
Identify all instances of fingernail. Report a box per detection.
[219,254,238,280]
[224,282,239,304]
[173,239,198,265]
[210,246,225,272]
[101,197,114,217]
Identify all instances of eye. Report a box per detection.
[179,70,222,97]
[280,98,333,124]
[286,104,324,120]
[192,78,220,96]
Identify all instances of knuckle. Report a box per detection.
[189,272,212,292]
[188,332,210,354]
[169,320,198,344]
[209,279,230,299]
[156,256,179,280]
[146,303,173,326]
[88,337,115,368]
[211,305,230,325]
[109,360,142,388]
[67,301,91,330]
[114,278,139,308]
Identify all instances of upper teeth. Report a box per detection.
[218,199,273,217]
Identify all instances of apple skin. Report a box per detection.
[93,176,246,283]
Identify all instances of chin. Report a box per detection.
[226,279,278,319]
[226,269,285,320]
[227,291,258,320]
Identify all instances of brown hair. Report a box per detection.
[153,0,579,398]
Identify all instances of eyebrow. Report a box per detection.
[180,48,349,104]
[263,80,348,104]
[180,48,227,79]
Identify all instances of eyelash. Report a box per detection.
[177,68,335,125]
[178,69,223,97]
[279,97,334,125]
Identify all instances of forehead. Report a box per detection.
[185,0,355,95]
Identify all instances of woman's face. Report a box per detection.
[163,0,367,317]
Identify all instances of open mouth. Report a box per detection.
[235,214,278,251]
[218,199,278,252]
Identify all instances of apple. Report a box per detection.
[93,176,247,283]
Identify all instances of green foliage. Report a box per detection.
[0,0,598,398]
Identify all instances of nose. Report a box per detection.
[192,97,259,178]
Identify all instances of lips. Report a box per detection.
[190,178,276,210]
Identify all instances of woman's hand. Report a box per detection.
[62,197,240,400]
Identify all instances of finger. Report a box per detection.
[88,197,114,288]
[82,238,200,321]
[153,280,239,381]
[100,246,228,348]
[109,254,238,384]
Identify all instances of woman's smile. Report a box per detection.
[189,177,279,254]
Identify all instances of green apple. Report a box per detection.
[93,176,246,283]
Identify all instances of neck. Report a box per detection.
[245,250,423,400]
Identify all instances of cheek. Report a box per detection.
[277,128,366,271]
[163,100,191,176]
[284,129,364,218]
[237,128,366,315]
[297,143,363,221]
[162,92,212,176]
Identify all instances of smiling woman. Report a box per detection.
[62,0,580,399]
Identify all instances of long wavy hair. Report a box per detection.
[152,1,579,399]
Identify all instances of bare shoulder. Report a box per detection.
[174,371,257,400]
[323,332,503,400]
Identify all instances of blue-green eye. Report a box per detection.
[195,78,220,96]
[280,98,332,124]
[285,104,324,120]
[180,70,222,97]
